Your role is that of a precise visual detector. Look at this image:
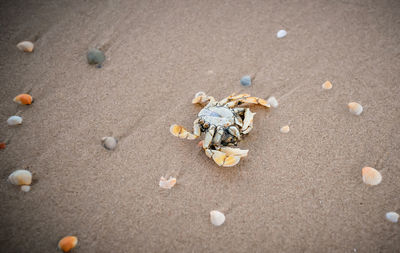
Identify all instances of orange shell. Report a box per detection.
[0,142,5,149]
[58,236,78,252]
[13,94,33,105]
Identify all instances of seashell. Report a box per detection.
[362,167,382,186]
[277,30,287,38]
[16,41,34,52]
[7,116,23,126]
[210,210,225,226]
[385,212,399,223]
[266,96,278,108]
[280,125,290,133]
[8,170,32,186]
[101,137,117,150]
[21,185,31,192]
[240,75,251,86]
[348,102,363,116]
[322,81,333,90]
[159,176,176,189]
[87,49,105,65]
[13,94,33,105]
[0,142,6,149]
[195,91,206,98]
[58,236,78,252]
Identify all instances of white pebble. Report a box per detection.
[385,212,399,223]
[21,185,31,192]
[7,116,23,126]
[277,30,287,38]
[266,96,278,108]
[210,210,225,226]
[101,137,117,150]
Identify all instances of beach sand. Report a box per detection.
[1,0,399,252]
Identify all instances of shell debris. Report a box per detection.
[210,210,225,226]
[362,167,382,186]
[280,125,290,133]
[348,102,363,116]
[13,94,33,105]
[159,176,177,189]
[16,41,34,52]
[277,30,287,38]
[7,116,23,126]
[385,212,399,223]
[8,170,32,186]
[322,81,333,90]
[102,137,117,150]
[21,185,31,192]
[58,236,78,252]
[0,142,6,149]
[266,96,278,108]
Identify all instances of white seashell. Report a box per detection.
[277,30,287,38]
[266,96,278,108]
[101,137,117,150]
[21,185,31,192]
[348,102,363,116]
[280,125,290,133]
[8,170,32,186]
[210,210,225,226]
[16,41,34,52]
[322,81,333,90]
[385,212,399,223]
[362,167,382,186]
[159,176,176,189]
[7,116,23,126]
[195,91,206,98]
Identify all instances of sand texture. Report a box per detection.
[1,0,400,252]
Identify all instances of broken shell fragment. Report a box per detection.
[348,102,363,116]
[58,236,78,252]
[280,125,290,133]
[220,147,248,157]
[13,94,33,105]
[7,116,23,126]
[385,212,399,223]
[101,137,117,150]
[87,49,105,65]
[159,176,177,189]
[277,30,287,38]
[21,185,31,192]
[266,96,278,108]
[8,170,32,186]
[16,41,34,52]
[322,81,333,90]
[0,142,6,149]
[362,167,382,186]
[210,210,225,226]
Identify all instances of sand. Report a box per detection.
[1,0,400,252]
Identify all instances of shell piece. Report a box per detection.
[266,96,278,108]
[87,49,105,65]
[348,102,363,115]
[101,137,117,150]
[240,75,251,86]
[0,142,6,149]
[362,167,382,186]
[385,212,399,223]
[280,125,290,133]
[7,116,23,126]
[210,210,225,226]
[16,41,34,52]
[277,30,287,38]
[13,94,33,105]
[21,185,31,192]
[322,81,333,90]
[195,91,206,98]
[159,176,177,189]
[58,236,78,252]
[8,170,32,186]
[220,147,248,157]
[223,156,241,167]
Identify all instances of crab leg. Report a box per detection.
[226,96,270,108]
[170,124,199,140]
[228,126,241,141]
[203,125,216,148]
[218,93,250,105]
[212,126,224,146]
[241,108,256,134]
[205,148,241,167]
[192,92,216,105]
[220,147,249,157]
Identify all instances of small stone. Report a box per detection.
[385,212,399,223]
[210,210,225,226]
[277,30,287,38]
[240,75,251,86]
[87,49,105,65]
[101,137,117,150]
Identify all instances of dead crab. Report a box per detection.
[170,92,272,167]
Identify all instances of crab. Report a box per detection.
[170,92,272,167]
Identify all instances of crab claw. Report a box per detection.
[170,124,198,140]
[219,147,249,157]
[205,149,241,167]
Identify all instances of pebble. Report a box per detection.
[210,210,225,226]
[7,116,23,126]
[16,41,34,52]
[277,30,287,38]
[87,48,105,66]
[385,212,399,223]
[240,75,251,86]
[101,137,117,150]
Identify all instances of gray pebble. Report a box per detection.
[87,49,105,65]
[240,75,251,86]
